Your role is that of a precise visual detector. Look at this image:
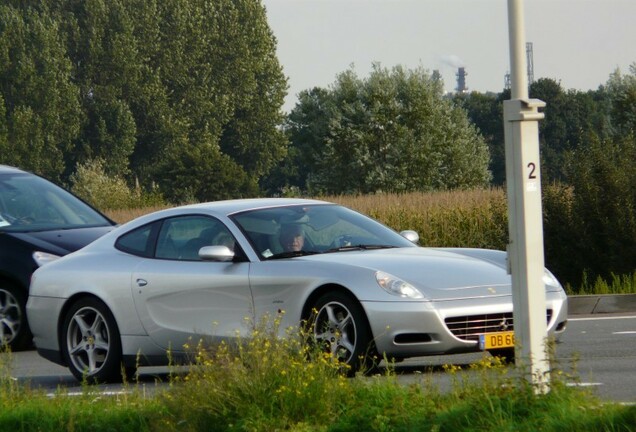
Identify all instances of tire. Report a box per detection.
[0,282,32,351]
[309,291,375,375]
[61,297,126,383]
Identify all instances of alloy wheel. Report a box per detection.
[0,288,21,346]
[66,306,112,376]
[314,300,358,364]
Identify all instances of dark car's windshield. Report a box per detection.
[231,204,416,260]
[0,172,112,233]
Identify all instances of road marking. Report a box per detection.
[612,331,636,335]
[569,315,636,322]
[46,390,131,398]
[567,382,603,387]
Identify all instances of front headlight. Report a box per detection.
[33,251,61,267]
[376,271,424,299]
[543,269,563,290]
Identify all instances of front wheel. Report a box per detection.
[62,297,126,383]
[309,291,375,374]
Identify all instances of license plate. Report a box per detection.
[479,331,515,350]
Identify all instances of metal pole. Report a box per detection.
[505,0,550,392]
[508,0,528,99]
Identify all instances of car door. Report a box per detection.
[131,214,252,351]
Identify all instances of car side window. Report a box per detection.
[115,223,156,258]
[155,215,235,261]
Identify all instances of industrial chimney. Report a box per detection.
[456,67,468,93]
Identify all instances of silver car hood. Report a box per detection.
[301,247,512,301]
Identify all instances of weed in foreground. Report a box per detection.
[161,312,351,431]
[3,315,636,431]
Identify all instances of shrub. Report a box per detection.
[564,134,636,285]
[70,159,165,211]
[161,313,350,431]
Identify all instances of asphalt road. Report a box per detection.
[5,312,636,402]
[557,313,636,402]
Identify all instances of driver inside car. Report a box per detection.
[279,224,305,252]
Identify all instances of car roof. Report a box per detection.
[0,165,28,175]
[96,198,335,242]
[127,198,333,225]
[179,198,332,215]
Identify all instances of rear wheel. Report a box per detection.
[62,297,128,383]
[0,282,32,351]
[309,291,376,374]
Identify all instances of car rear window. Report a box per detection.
[115,223,156,258]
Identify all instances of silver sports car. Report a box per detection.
[27,198,568,382]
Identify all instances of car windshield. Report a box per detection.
[231,204,416,260]
[0,172,112,232]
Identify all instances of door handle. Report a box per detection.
[136,278,148,287]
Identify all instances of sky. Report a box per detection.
[262,0,636,112]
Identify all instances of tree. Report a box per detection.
[0,5,81,181]
[452,90,507,185]
[563,134,636,283]
[3,0,287,201]
[604,64,636,137]
[529,78,609,182]
[278,65,491,195]
[262,87,333,194]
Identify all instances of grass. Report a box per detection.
[2,319,636,431]
[326,188,509,250]
[106,204,171,225]
[572,271,636,295]
[105,189,509,250]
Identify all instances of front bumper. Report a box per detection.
[361,290,568,358]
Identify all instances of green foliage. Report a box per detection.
[454,79,614,186]
[0,4,81,181]
[547,65,636,287]
[453,73,635,288]
[275,64,491,195]
[70,158,164,210]
[154,143,259,204]
[564,134,636,284]
[3,323,636,431]
[543,171,635,291]
[530,78,612,183]
[1,0,287,200]
[541,184,579,285]
[571,271,636,295]
[162,313,349,431]
[452,90,508,185]
[605,64,636,136]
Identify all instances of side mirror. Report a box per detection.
[199,245,235,262]
[400,230,419,244]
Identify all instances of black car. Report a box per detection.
[0,165,115,350]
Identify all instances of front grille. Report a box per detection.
[445,310,553,342]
